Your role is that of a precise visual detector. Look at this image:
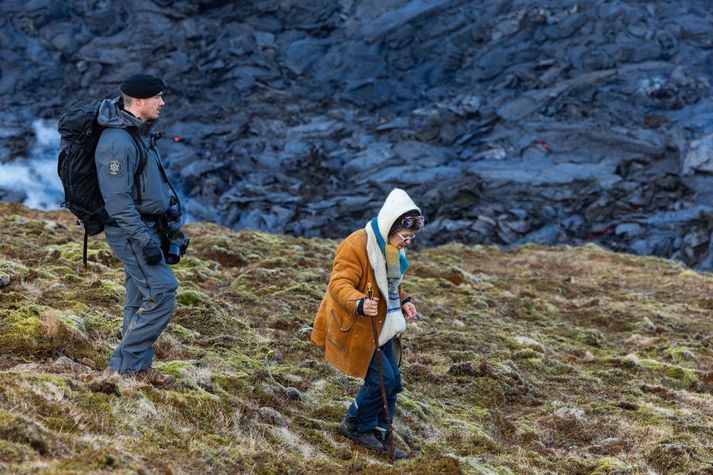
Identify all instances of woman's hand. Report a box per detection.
[402,302,418,321]
[363,297,379,316]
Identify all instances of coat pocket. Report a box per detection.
[326,308,355,353]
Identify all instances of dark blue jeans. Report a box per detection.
[347,339,403,433]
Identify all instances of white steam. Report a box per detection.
[0,119,63,210]
[2,119,192,220]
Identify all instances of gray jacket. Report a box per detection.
[94,98,173,248]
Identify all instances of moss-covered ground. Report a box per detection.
[1,202,712,474]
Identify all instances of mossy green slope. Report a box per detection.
[1,202,712,474]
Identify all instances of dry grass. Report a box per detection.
[0,202,712,474]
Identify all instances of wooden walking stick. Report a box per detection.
[368,283,395,463]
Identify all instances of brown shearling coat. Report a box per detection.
[311,229,406,378]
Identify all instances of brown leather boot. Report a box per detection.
[135,368,175,387]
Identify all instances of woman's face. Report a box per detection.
[388,229,417,250]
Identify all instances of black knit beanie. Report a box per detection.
[120,74,165,99]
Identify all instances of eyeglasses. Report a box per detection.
[398,233,417,243]
[400,215,425,230]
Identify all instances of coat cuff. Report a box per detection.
[355,297,365,316]
[401,296,412,306]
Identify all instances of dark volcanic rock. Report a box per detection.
[3,0,713,270]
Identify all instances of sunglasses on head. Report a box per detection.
[400,215,425,231]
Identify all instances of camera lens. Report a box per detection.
[165,243,181,264]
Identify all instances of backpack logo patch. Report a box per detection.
[107,160,122,175]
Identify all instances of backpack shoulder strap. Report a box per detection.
[123,127,149,204]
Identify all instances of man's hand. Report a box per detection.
[143,241,163,265]
[403,302,418,321]
[363,297,379,316]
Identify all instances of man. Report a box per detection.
[96,74,181,387]
[311,188,425,459]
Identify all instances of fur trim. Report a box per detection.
[365,222,406,346]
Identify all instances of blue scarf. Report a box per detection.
[371,217,409,274]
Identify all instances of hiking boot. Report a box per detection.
[373,428,409,460]
[135,368,175,387]
[338,417,384,451]
[339,416,358,434]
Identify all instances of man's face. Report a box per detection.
[137,92,164,121]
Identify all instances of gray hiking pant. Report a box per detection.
[105,223,178,374]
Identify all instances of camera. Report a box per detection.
[161,207,189,265]
[164,232,189,265]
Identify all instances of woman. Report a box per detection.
[311,188,424,458]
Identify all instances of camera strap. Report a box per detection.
[154,155,182,215]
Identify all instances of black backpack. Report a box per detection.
[57,98,147,268]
